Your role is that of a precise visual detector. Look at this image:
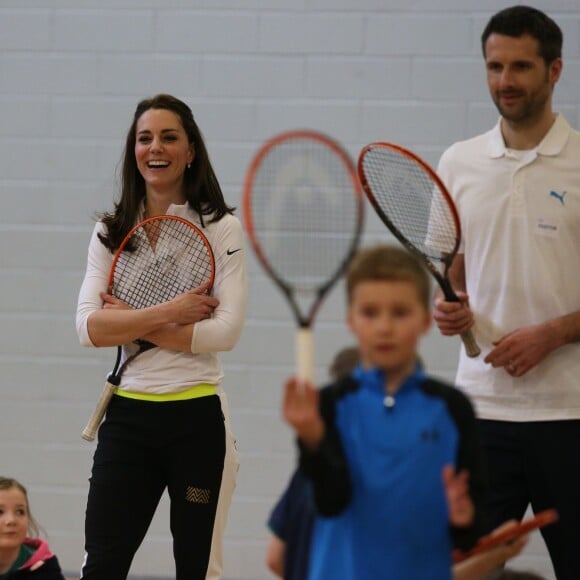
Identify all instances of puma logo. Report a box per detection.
[550,190,566,205]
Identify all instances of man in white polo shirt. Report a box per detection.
[434,6,580,579]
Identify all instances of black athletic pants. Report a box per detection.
[479,419,580,580]
[80,394,226,580]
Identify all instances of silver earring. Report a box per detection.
[187,163,191,169]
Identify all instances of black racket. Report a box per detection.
[358,142,480,357]
[82,215,215,441]
[243,130,364,381]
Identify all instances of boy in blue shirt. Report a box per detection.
[283,245,486,579]
[267,347,360,580]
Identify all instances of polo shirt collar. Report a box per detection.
[353,362,425,397]
[487,113,570,159]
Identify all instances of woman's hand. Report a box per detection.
[163,282,219,324]
[100,292,131,310]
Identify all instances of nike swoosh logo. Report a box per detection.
[227,248,242,255]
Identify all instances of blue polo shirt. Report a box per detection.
[301,366,485,580]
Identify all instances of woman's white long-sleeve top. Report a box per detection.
[76,203,248,395]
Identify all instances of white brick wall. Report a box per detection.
[1,1,578,578]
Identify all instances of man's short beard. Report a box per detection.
[493,89,550,124]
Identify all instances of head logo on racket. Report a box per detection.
[243,130,365,381]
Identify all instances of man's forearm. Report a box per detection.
[548,310,580,346]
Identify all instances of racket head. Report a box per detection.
[243,129,364,326]
[358,142,461,286]
[109,215,215,308]
[358,143,481,357]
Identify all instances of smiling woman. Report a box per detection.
[134,109,195,204]
[75,94,248,580]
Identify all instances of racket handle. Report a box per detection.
[296,327,314,384]
[81,380,117,442]
[460,329,481,358]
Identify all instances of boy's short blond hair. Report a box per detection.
[346,245,431,309]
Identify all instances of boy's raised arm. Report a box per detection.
[283,378,352,516]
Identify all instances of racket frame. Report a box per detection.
[358,142,480,358]
[243,129,365,381]
[452,508,559,563]
[81,215,215,441]
[108,215,216,292]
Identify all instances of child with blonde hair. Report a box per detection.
[0,477,65,579]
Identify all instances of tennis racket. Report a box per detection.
[81,215,215,441]
[243,130,364,382]
[358,142,480,358]
[453,508,558,563]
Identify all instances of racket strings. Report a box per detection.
[113,219,213,309]
[250,138,361,290]
[361,148,458,261]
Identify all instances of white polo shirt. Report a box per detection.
[438,114,580,421]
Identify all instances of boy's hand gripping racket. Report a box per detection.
[358,142,480,357]
[81,215,215,441]
[452,508,559,563]
[243,130,364,382]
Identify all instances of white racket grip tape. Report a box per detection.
[461,329,481,358]
[81,380,117,442]
[296,328,314,384]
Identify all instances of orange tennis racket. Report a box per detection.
[82,215,215,441]
[453,509,559,563]
[358,142,480,357]
[243,130,364,382]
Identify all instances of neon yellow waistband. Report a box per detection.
[114,383,216,402]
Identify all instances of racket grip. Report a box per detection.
[460,329,481,358]
[296,327,314,384]
[81,380,117,442]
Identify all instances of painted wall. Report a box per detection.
[1,1,578,577]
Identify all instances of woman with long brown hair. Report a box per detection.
[76,94,247,580]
